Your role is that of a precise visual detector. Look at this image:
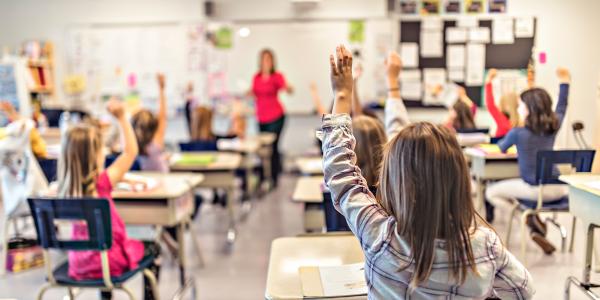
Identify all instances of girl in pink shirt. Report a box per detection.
[250,49,293,186]
[57,99,159,300]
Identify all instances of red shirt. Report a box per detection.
[252,72,287,124]
[485,82,512,138]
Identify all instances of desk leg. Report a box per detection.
[177,222,186,286]
[226,185,237,244]
[262,149,273,192]
[584,224,599,284]
[475,176,485,215]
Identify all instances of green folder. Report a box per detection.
[175,153,216,166]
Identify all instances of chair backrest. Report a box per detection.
[179,140,218,152]
[322,192,351,232]
[456,128,490,134]
[104,153,141,171]
[27,197,112,251]
[536,150,596,185]
[38,158,57,183]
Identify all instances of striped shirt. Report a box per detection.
[321,114,534,300]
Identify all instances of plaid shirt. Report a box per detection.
[321,114,534,300]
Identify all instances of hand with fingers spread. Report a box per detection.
[330,45,354,114]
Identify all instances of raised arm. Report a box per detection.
[309,82,327,116]
[555,67,571,127]
[351,64,363,116]
[324,45,396,252]
[490,232,535,299]
[384,51,410,139]
[106,99,139,185]
[153,73,167,147]
[485,69,511,132]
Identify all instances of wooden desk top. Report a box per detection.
[169,151,242,172]
[295,157,323,175]
[292,176,324,203]
[217,138,260,153]
[464,147,518,160]
[112,172,203,200]
[559,173,600,197]
[265,235,363,300]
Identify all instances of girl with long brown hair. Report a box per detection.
[486,68,572,254]
[485,69,521,138]
[322,45,533,299]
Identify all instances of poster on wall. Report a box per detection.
[465,0,485,13]
[421,0,440,15]
[488,0,507,13]
[348,20,365,43]
[444,0,461,13]
[0,61,30,126]
[400,0,419,14]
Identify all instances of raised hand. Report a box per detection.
[486,68,498,84]
[106,97,125,119]
[157,73,166,90]
[330,45,353,114]
[385,51,402,82]
[556,67,571,84]
[0,101,19,121]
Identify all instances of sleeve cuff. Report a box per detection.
[321,113,352,128]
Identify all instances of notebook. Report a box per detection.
[172,153,217,165]
[115,173,159,192]
[299,262,367,298]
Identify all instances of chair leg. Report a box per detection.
[546,218,568,252]
[505,205,519,248]
[143,268,160,300]
[120,286,137,300]
[36,283,53,300]
[520,210,531,263]
[569,216,576,253]
[67,287,75,300]
[187,221,205,268]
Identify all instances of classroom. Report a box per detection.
[1,0,600,299]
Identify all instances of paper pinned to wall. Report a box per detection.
[423,68,447,105]
[457,17,478,28]
[422,17,443,30]
[468,27,490,43]
[400,69,422,81]
[400,43,419,68]
[492,17,514,44]
[466,43,486,86]
[421,30,443,58]
[515,17,535,38]
[448,69,465,82]
[446,45,466,69]
[446,27,468,43]
[400,69,422,100]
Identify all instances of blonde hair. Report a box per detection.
[352,116,386,187]
[131,109,158,156]
[377,122,482,287]
[57,124,103,197]
[499,92,520,127]
[191,106,215,140]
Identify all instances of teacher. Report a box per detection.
[250,49,293,187]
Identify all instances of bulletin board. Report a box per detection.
[399,17,536,107]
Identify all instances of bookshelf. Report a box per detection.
[22,41,55,102]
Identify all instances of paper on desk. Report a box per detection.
[469,27,490,43]
[492,17,514,44]
[446,27,468,43]
[116,174,159,192]
[400,43,419,68]
[447,45,466,69]
[319,263,367,297]
[421,30,443,58]
[466,43,486,86]
[515,17,534,38]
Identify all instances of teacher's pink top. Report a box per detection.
[252,72,287,124]
[68,171,144,280]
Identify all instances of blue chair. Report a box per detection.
[179,140,218,152]
[104,154,141,171]
[27,197,159,300]
[322,192,351,232]
[505,150,595,261]
[456,128,490,134]
[37,158,57,183]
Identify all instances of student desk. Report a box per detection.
[292,176,325,232]
[295,157,323,176]
[169,151,242,244]
[265,234,364,300]
[560,174,600,299]
[111,171,203,287]
[464,148,519,212]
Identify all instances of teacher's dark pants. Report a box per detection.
[259,115,285,187]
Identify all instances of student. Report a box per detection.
[0,101,48,159]
[131,73,169,173]
[485,69,520,138]
[485,68,571,254]
[57,99,159,300]
[191,106,215,141]
[322,45,533,299]
[184,81,196,135]
[444,96,477,131]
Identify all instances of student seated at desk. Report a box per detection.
[486,68,571,255]
[485,69,520,139]
[444,91,477,132]
[322,45,533,299]
[57,99,160,300]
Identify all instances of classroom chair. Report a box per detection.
[456,128,490,134]
[322,192,351,232]
[505,150,596,262]
[27,197,159,300]
[104,154,141,171]
[37,158,57,183]
[179,140,218,152]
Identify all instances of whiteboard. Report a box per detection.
[224,20,393,114]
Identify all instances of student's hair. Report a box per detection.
[500,92,520,127]
[57,124,103,197]
[191,106,215,141]
[352,115,386,187]
[376,122,481,287]
[520,88,560,135]
[259,48,276,74]
[131,109,158,156]
[452,100,476,130]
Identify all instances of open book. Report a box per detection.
[299,262,367,298]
